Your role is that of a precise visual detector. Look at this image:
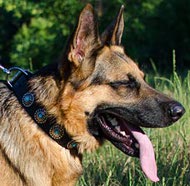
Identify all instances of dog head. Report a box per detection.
[57,4,185,182]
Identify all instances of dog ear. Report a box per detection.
[101,5,124,45]
[67,4,99,67]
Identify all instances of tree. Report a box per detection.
[0,0,189,73]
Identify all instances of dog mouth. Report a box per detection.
[91,111,159,182]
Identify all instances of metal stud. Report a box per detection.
[67,140,78,149]
[34,108,47,124]
[22,92,34,107]
[49,124,64,140]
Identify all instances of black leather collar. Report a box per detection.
[5,69,78,151]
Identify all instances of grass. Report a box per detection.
[77,55,190,186]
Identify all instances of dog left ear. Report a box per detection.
[67,4,100,67]
[58,4,100,81]
[101,5,124,45]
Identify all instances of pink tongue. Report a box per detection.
[127,126,159,182]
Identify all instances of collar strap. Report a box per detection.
[6,69,78,151]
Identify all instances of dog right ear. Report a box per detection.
[101,5,124,45]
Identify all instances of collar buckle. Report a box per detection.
[5,67,32,88]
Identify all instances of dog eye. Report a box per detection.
[109,74,141,90]
[109,79,140,89]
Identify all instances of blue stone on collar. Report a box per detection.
[49,124,64,139]
[34,108,47,124]
[22,92,35,107]
[67,140,78,149]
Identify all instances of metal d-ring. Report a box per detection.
[0,64,11,75]
[5,67,31,88]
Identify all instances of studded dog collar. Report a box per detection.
[2,66,78,151]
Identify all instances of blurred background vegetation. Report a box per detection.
[0,0,190,74]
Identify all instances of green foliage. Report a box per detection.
[11,17,56,68]
[0,0,189,72]
[123,0,190,72]
[0,0,85,69]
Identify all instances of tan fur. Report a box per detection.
[0,4,184,186]
[0,83,82,186]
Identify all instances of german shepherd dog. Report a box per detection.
[0,4,185,186]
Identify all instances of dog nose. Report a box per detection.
[168,102,185,122]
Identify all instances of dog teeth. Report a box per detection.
[115,126,121,131]
[135,143,139,149]
[110,118,118,126]
[106,114,118,127]
[120,131,126,136]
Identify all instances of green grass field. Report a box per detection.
[77,66,190,186]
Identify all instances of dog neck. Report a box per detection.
[6,64,79,153]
